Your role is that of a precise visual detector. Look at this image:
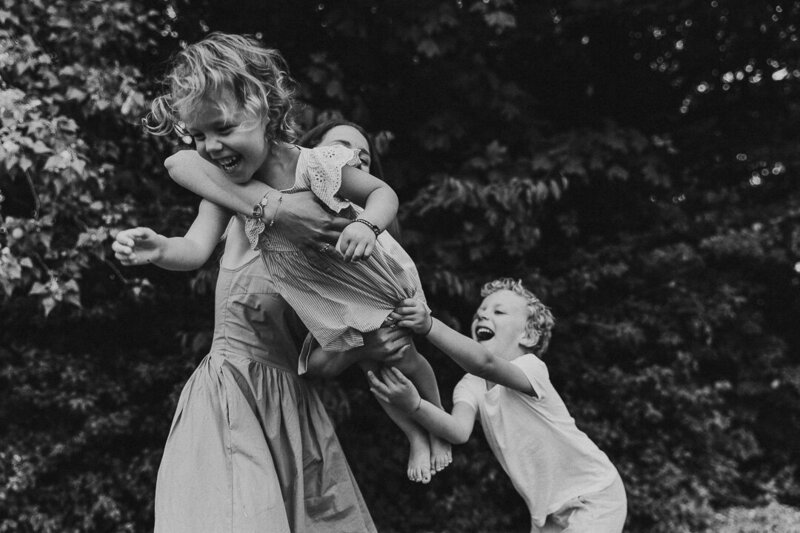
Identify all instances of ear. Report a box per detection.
[519,330,539,349]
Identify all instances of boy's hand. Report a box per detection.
[367,367,422,414]
[388,298,432,335]
[335,221,376,262]
[112,227,164,266]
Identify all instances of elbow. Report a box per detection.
[164,150,197,181]
[164,150,185,172]
[304,351,340,379]
[387,188,399,212]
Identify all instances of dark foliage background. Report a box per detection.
[2,1,800,531]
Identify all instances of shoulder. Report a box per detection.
[453,373,484,401]
[511,353,547,373]
[509,354,550,399]
[307,144,360,167]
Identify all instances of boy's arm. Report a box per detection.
[392,300,536,396]
[367,367,477,444]
[427,319,535,395]
[165,150,351,252]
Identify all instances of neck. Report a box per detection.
[256,141,298,188]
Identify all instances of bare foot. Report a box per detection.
[407,432,432,483]
[429,434,452,474]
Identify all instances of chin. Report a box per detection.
[224,172,250,184]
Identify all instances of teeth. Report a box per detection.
[475,326,494,341]
[217,156,240,172]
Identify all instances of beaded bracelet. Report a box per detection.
[352,218,381,237]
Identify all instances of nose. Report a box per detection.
[476,308,489,320]
[203,134,222,154]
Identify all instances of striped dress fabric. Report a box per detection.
[244,145,426,353]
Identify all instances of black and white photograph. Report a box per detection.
[2,1,800,532]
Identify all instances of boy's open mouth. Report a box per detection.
[216,155,242,173]
[475,326,495,341]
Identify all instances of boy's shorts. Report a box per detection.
[535,473,627,533]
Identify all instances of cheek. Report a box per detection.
[195,143,210,160]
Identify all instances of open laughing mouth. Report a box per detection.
[216,155,242,173]
[475,326,495,341]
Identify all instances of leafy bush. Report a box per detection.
[2,1,800,532]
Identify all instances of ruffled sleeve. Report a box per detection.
[243,214,264,250]
[297,145,361,213]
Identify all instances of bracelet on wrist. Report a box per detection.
[352,218,382,237]
[423,316,434,336]
[269,194,283,228]
[251,191,283,229]
[251,190,272,219]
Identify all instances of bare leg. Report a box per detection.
[358,360,432,483]
[388,341,452,473]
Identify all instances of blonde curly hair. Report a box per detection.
[146,32,298,142]
[481,278,555,356]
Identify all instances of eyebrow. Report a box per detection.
[186,119,234,134]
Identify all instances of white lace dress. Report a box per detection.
[245,144,425,354]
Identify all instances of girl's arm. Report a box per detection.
[368,367,477,444]
[391,300,535,396]
[113,200,229,271]
[335,166,399,261]
[165,150,351,252]
[338,165,399,234]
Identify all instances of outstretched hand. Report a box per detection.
[367,367,422,414]
[387,298,432,335]
[112,227,164,266]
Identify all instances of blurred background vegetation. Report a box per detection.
[2,0,800,531]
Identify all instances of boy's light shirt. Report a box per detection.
[453,353,618,529]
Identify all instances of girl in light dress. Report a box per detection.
[146,32,450,482]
